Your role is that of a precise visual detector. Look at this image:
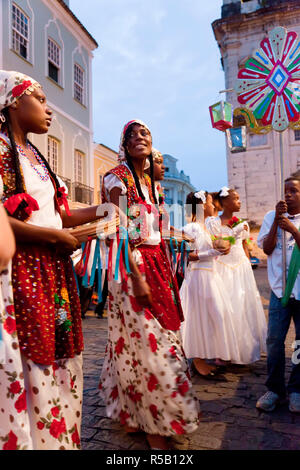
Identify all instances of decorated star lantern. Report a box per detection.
[235,26,300,132]
[209,100,233,131]
[234,25,300,295]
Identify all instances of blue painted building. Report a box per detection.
[162,154,195,228]
[0,0,98,207]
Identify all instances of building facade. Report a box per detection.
[0,0,98,208]
[162,154,195,228]
[212,0,300,224]
[94,143,118,205]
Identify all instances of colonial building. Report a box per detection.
[0,0,98,208]
[94,143,118,205]
[162,154,195,228]
[212,0,300,224]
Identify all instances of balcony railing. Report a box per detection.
[73,182,94,205]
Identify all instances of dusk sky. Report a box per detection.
[70,0,226,191]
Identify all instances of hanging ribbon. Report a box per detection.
[57,187,71,216]
[89,238,103,302]
[114,227,131,281]
[80,238,92,287]
[281,227,300,307]
[107,238,114,282]
[169,237,178,266]
[180,240,191,275]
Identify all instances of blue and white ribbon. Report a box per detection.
[114,227,131,281]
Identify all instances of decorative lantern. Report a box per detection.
[226,126,247,153]
[209,101,233,131]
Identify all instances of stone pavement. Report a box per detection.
[81,266,300,451]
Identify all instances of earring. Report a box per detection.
[0,113,6,123]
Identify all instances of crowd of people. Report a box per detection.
[0,70,299,451]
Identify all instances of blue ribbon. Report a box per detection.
[114,227,131,281]
[169,237,178,265]
[180,240,190,274]
[81,242,89,288]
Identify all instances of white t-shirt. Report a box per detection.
[257,210,300,300]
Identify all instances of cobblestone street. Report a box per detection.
[81,266,300,451]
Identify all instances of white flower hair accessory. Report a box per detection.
[194,190,206,203]
[219,186,230,197]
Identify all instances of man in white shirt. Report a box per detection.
[256,175,300,413]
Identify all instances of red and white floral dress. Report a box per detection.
[0,134,83,450]
[99,164,200,436]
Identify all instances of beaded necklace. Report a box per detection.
[16,142,50,182]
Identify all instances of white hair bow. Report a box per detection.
[219,186,230,197]
[194,190,206,203]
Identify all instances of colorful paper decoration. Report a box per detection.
[235,26,300,132]
[233,107,272,134]
[226,126,247,153]
[209,100,233,131]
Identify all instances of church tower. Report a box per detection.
[212,0,300,224]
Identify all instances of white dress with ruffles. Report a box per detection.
[180,222,240,362]
[205,216,267,364]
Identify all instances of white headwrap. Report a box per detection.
[194,190,206,203]
[0,70,41,121]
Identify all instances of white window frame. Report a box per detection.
[74,150,84,183]
[48,37,61,84]
[11,3,29,60]
[248,133,268,148]
[294,130,300,142]
[47,136,59,174]
[74,63,85,105]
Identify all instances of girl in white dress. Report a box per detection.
[205,187,267,364]
[180,191,240,376]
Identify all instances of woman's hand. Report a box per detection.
[53,229,80,254]
[213,239,231,255]
[131,275,153,308]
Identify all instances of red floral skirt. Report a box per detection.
[12,244,84,365]
[137,243,184,331]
